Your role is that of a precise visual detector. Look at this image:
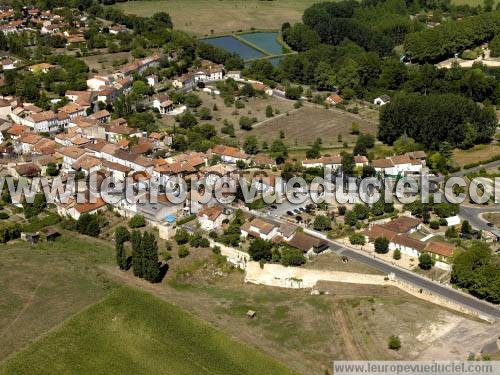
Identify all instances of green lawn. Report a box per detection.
[0,286,292,375]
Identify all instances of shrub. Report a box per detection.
[174,228,190,245]
[128,214,146,228]
[280,247,306,267]
[393,249,401,260]
[429,220,440,230]
[349,233,365,246]
[178,245,189,258]
[0,212,8,219]
[212,246,221,255]
[388,335,401,350]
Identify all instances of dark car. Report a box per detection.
[286,211,294,216]
[486,222,494,227]
[270,204,278,209]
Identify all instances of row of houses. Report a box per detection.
[364,216,455,262]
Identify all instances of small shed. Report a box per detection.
[246,310,256,319]
[45,228,61,241]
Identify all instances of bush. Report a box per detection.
[429,220,440,230]
[212,245,221,255]
[388,335,401,350]
[439,218,448,226]
[248,238,273,261]
[178,245,189,258]
[174,228,190,245]
[128,214,146,228]
[280,247,306,267]
[393,249,401,260]
[0,212,9,219]
[349,233,365,246]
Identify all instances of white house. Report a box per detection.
[372,154,424,178]
[58,146,87,171]
[226,71,241,80]
[197,205,225,231]
[240,217,279,240]
[153,95,174,115]
[146,74,158,87]
[373,95,391,106]
[86,75,113,91]
[209,145,249,164]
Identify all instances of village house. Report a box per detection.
[172,73,194,90]
[197,205,226,231]
[251,82,273,96]
[56,197,107,220]
[241,217,279,241]
[105,120,142,143]
[209,145,249,164]
[65,91,94,107]
[226,71,241,80]
[326,93,343,106]
[109,24,128,34]
[146,74,158,87]
[16,133,42,154]
[59,102,87,119]
[373,95,391,106]
[372,153,425,178]
[153,95,174,115]
[1,58,16,70]
[302,155,342,170]
[287,231,329,253]
[364,216,455,261]
[86,75,113,91]
[192,60,224,82]
[89,109,111,124]
[28,63,56,73]
[57,146,87,171]
[201,163,237,188]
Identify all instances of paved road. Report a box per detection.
[451,160,500,178]
[459,205,500,237]
[253,209,500,319]
[325,239,500,319]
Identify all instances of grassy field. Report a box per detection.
[0,235,117,361]
[0,286,291,375]
[81,51,133,75]
[112,0,323,36]
[243,106,378,148]
[452,143,500,167]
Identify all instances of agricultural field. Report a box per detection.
[111,0,323,36]
[243,106,378,148]
[0,235,117,361]
[159,91,296,139]
[0,286,290,374]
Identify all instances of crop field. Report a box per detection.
[0,235,117,361]
[111,0,323,36]
[0,286,291,375]
[244,106,378,147]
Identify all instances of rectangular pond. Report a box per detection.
[238,32,284,56]
[202,35,265,61]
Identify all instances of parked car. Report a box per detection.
[486,222,494,227]
[286,211,294,216]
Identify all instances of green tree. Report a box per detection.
[374,237,389,254]
[142,232,161,283]
[265,105,274,118]
[280,247,306,266]
[128,214,146,228]
[305,138,322,159]
[178,245,189,258]
[461,220,472,236]
[76,213,100,237]
[445,226,458,239]
[248,238,273,261]
[115,226,130,270]
[418,252,434,270]
[243,136,259,155]
[341,153,355,176]
[313,215,332,231]
[174,228,190,245]
[131,230,143,277]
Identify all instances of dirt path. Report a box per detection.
[333,304,363,360]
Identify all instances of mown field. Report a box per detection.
[0,236,117,361]
[112,0,323,36]
[0,286,291,375]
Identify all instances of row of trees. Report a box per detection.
[405,11,500,63]
[115,226,162,283]
[248,237,306,267]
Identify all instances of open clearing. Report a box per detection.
[452,143,500,167]
[0,236,117,361]
[243,106,378,147]
[0,286,290,375]
[81,51,132,75]
[0,233,490,373]
[111,0,323,36]
[483,213,500,228]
